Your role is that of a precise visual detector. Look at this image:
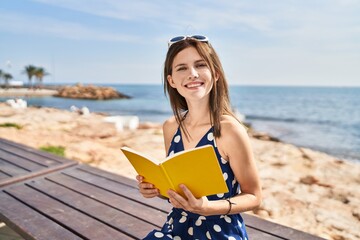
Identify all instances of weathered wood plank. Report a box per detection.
[243,214,324,240]
[0,138,71,164]
[246,227,284,240]
[0,171,9,180]
[0,149,46,171]
[45,172,167,228]
[0,158,30,177]
[79,164,140,187]
[0,161,77,188]
[64,166,168,211]
[4,184,133,240]
[0,143,61,167]
[28,177,160,239]
[0,191,82,240]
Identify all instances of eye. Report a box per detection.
[196,62,208,68]
[176,66,187,71]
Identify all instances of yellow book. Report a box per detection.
[121,145,229,198]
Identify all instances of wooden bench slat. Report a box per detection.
[0,138,72,164]
[64,166,169,211]
[0,171,9,180]
[0,143,62,167]
[4,183,134,240]
[0,149,46,171]
[46,172,167,228]
[80,164,140,187]
[0,191,83,240]
[0,158,30,177]
[246,227,283,240]
[243,214,323,240]
[28,177,160,239]
[0,161,77,188]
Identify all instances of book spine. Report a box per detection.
[159,164,175,191]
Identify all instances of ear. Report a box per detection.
[214,72,220,82]
[167,75,176,88]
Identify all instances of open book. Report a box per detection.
[121,145,229,198]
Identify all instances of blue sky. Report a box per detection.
[1,0,359,86]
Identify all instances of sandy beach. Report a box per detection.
[0,102,359,240]
[0,88,58,97]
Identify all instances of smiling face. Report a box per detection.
[167,46,216,103]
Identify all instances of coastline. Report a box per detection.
[0,103,359,239]
[0,88,58,97]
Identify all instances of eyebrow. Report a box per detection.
[174,59,206,69]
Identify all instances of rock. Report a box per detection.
[250,131,281,142]
[300,175,319,185]
[55,83,131,100]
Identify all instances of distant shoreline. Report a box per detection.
[0,88,58,97]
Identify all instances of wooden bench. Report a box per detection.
[0,138,324,240]
[0,138,77,187]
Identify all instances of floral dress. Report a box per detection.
[143,127,249,240]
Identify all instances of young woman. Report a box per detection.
[137,35,262,239]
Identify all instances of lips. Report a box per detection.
[185,81,204,88]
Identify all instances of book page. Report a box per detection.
[162,145,228,198]
[121,148,172,197]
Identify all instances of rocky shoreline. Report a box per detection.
[0,84,130,100]
[0,104,359,240]
[54,84,131,100]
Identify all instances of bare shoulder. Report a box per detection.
[162,116,178,150]
[217,115,250,159]
[220,115,248,139]
[163,116,178,135]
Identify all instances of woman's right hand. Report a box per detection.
[136,175,160,198]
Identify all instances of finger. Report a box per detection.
[167,190,186,208]
[136,175,143,182]
[179,184,196,202]
[140,187,159,198]
[139,182,155,189]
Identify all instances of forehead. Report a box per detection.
[173,47,203,65]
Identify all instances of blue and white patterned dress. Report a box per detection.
[144,127,249,240]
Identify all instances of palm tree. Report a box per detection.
[22,65,37,88]
[34,67,49,88]
[0,69,3,87]
[3,73,13,88]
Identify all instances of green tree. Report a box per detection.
[34,67,49,88]
[3,73,13,88]
[0,69,3,86]
[22,65,37,88]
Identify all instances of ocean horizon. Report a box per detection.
[1,84,359,162]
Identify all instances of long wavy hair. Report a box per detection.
[163,38,236,139]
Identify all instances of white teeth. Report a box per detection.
[186,82,202,88]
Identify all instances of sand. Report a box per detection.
[0,88,58,97]
[0,103,359,240]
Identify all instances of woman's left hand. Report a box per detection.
[167,184,209,216]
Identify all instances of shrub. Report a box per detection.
[0,122,22,129]
[40,146,65,157]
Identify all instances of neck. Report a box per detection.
[184,105,211,128]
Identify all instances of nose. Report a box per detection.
[188,67,199,79]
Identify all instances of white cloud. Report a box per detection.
[0,11,139,42]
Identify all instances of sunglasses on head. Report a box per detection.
[168,35,209,48]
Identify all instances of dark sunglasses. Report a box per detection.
[168,35,209,48]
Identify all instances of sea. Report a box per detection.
[1,84,359,162]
